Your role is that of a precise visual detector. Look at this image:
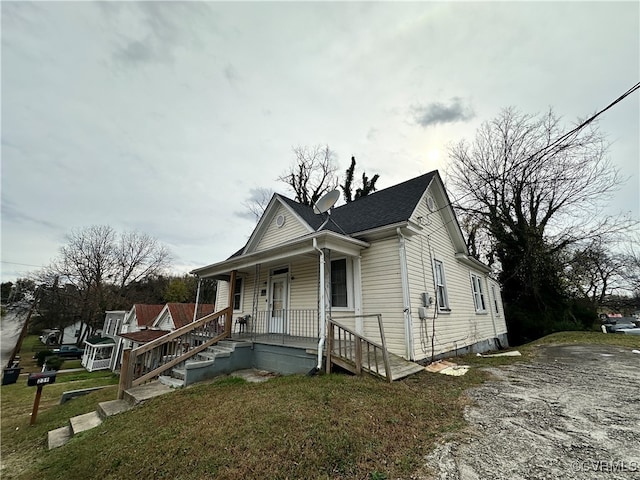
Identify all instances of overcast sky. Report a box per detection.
[2,1,639,284]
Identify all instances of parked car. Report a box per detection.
[52,345,85,359]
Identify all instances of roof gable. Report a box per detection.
[243,172,437,248]
[153,303,216,330]
[126,304,164,328]
[242,194,314,254]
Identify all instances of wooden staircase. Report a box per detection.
[326,317,424,382]
[117,307,234,398]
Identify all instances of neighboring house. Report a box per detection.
[83,304,216,373]
[153,303,216,331]
[82,311,126,372]
[39,320,84,346]
[192,171,508,365]
[122,304,166,334]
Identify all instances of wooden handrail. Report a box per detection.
[327,315,392,382]
[132,307,233,356]
[117,306,233,399]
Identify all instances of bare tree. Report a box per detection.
[115,231,172,290]
[278,145,338,206]
[43,225,172,340]
[564,239,627,306]
[447,107,629,341]
[622,233,640,295]
[243,187,274,222]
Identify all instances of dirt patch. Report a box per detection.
[425,344,640,479]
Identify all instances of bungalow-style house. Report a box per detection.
[190,171,508,368]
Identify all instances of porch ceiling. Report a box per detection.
[192,230,369,278]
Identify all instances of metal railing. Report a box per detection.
[117,307,232,399]
[234,309,319,344]
[326,315,392,382]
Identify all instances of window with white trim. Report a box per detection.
[491,284,500,315]
[331,258,352,309]
[232,277,243,311]
[433,259,450,311]
[470,274,486,313]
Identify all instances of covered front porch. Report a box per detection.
[195,231,371,348]
[82,337,115,372]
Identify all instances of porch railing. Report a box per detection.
[235,309,319,343]
[117,307,232,399]
[84,358,111,372]
[326,315,392,382]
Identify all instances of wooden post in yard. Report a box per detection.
[30,385,44,425]
[226,270,237,337]
[117,349,132,399]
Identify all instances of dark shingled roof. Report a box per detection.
[280,171,436,234]
[227,171,436,259]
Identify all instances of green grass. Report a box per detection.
[527,330,640,348]
[2,331,638,480]
[1,336,119,479]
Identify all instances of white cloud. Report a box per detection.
[1,1,638,282]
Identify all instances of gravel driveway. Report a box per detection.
[426,344,640,480]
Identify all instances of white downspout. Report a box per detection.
[313,238,326,371]
[397,228,415,360]
[192,277,202,322]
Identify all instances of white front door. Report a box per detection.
[268,274,288,333]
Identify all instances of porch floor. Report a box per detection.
[231,333,319,350]
[230,333,424,381]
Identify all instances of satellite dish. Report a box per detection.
[313,189,340,214]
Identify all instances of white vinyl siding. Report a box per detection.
[359,237,405,353]
[403,183,506,361]
[255,204,309,252]
[470,274,486,313]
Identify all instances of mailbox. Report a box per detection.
[27,371,57,387]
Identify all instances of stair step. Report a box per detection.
[211,346,232,357]
[97,399,132,419]
[197,351,217,360]
[70,411,102,435]
[48,425,72,450]
[158,375,184,388]
[172,367,186,380]
[124,381,174,405]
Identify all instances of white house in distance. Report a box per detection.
[81,310,126,372]
[192,170,508,365]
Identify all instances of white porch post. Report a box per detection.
[353,256,363,335]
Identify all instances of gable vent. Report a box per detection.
[275,214,286,228]
[426,196,436,212]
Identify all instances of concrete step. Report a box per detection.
[158,375,184,389]
[48,425,72,450]
[70,411,102,435]
[123,380,174,405]
[220,339,252,350]
[196,351,217,361]
[172,367,186,380]
[97,399,132,420]
[210,346,232,358]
